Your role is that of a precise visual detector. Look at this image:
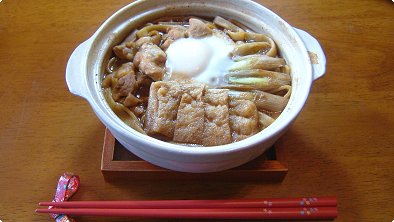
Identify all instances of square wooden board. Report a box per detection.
[101,128,288,182]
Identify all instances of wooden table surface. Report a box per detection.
[0,0,393,221]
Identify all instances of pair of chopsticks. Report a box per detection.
[36,197,337,219]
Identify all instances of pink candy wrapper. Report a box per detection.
[49,173,80,222]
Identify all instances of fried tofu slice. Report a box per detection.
[173,92,205,144]
[229,99,259,142]
[145,81,205,140]
[202,89,232,146]
[144,81,183,138]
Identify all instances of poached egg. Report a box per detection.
[165,36,234,85]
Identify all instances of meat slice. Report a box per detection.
[168,26,188,39]
[229,99,259,142]
[144,81,183,138]
[111,62,137,101]
[161,26,187,50]
[135,36,161,48]
[187,18,213,38]
[202,89,232,146]
[113,41,136,61]
[133,43,166,81]
[173,84,205,144]
[113,62,135,79]
[123,93,141,107]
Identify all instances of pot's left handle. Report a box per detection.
[293,28,327,81]
[65,38,93,100]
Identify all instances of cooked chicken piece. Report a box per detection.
[112,62,133,78]
[161,26,187,50]
[112,73,137,101]
[168,26,188,39]
[135,36,161,48]
[111,62,137,101]
[187,18,212,38]
[113,41,136,61]
[123,93,141,107]
[133,43,167,81]
[135,71,152,88]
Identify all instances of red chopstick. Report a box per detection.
[39,197,336,209]
[36,207,337,219]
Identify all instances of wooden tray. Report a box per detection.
[101,128,288,182]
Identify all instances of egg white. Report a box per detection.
[165,36,234,85]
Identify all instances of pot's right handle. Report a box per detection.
[65,38,93,100]
[293,28,327,81]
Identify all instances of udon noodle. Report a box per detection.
[102,16,291,146]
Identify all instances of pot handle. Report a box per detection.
[65,38,93,100]
[293,28,327,81]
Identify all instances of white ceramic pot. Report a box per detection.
[66,0,326,173]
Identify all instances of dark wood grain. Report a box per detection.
[101,129,288,182]
[0,0,393,221]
